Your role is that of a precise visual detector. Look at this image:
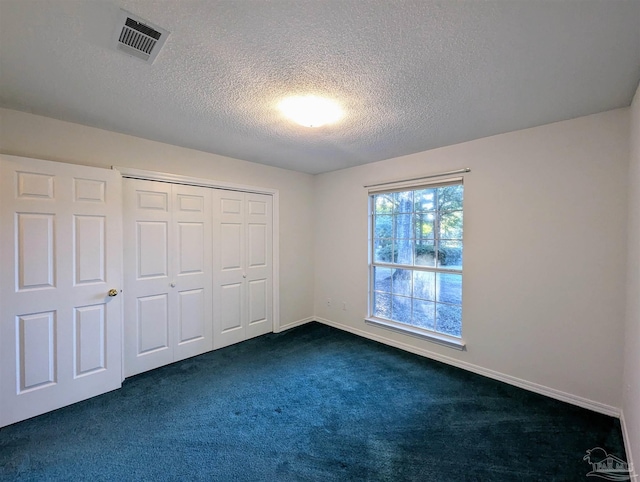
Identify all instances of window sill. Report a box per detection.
[364,317,466,351]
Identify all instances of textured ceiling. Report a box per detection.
[1,1,639,174]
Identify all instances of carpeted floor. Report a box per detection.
[0,322,627,481]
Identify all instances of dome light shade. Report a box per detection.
[278,95,343,127]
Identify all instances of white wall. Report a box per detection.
[314,108,629,412]
[1,105,633,420]
[0,107,315,330]
[623,83,640,471]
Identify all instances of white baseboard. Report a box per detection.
[621,411,638,478]
[274,317,314,333]
[315,317,621,418]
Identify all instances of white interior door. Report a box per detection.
[123,179,174,376]
[245,193,273,340]
[172,184,212,362]
[213,190,272,349]
[213,191,246,348]
[0,155,123,427]
[123,179,212,377]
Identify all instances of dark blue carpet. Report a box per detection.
[0,322,627,481]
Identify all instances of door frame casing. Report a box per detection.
[113,166,281,333]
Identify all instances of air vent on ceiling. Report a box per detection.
[114,9,169,64]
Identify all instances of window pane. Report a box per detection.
[395,237,413,265]
[436,303,462,337]
[414,189,436,212]
[437,240,463,269]
[436,273,462,304]
[437,185,463,212]
[374,214,393,239]
[412,299,436,330]
[370,184,463,337]
[415,240,436,267]
[414,213,435,239]
[374,194,394,214]
[394,214,413,239]
[413,270,435,301]
[374,292,391,319]
[391,295,412,324]
[374,267,392,293]
[439,211,463,239]
[392,269,412,296]
[394,191,413,213]
[374,239,394,263]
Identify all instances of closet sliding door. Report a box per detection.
[123,179,212,377]
[212,190,273,349]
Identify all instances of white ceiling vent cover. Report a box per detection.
[113,10,169,64]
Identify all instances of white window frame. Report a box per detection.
[365,177,466,350]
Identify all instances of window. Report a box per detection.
[368,180,464,345]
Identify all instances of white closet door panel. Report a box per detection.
[221,283,243,331]
[178,289,205,343]
[177,193,203,212]
[178,223,204,274]
[248,279,267,324]
[218,282,244,346]
[247,223,267,268]
[137,294,170,354]
[1,155,122,428]
[172,184,212,362]
[213,191,272,347]
[137,221,169,278]
[218,196,243,275]
[137,190,169,210]
[221,197,242,214]
[245,193,272,340]
[220,223,242,271]
[213,190,246,349]
[123,179,174,376]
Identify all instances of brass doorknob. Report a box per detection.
[108,289,119,297]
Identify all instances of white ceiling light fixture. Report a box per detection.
[278,95,344,128]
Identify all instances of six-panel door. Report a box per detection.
[173,186,214,362]
[244,193,273,340]
[0,155,123,427]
